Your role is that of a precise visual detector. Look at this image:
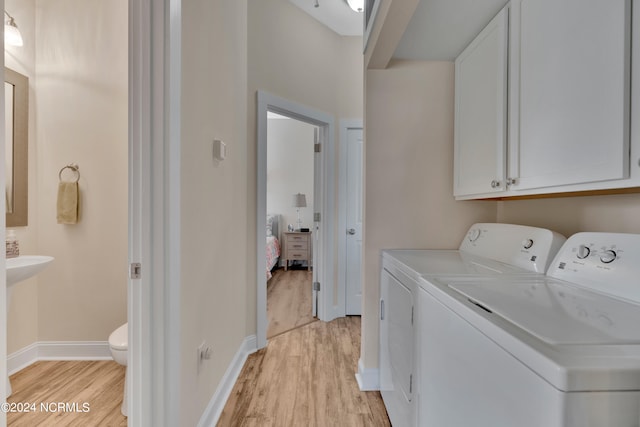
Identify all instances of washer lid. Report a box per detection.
[450,279,640,345]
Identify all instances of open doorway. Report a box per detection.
[256,91,336,349]
[265,112,317,338]
[3,1,131,424]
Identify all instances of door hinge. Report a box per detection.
[314,143,321,153]
[130,263,141,279]
[314,212,321,222]
[380,299,385,320]
[313,282,321,291]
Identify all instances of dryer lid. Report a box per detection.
[383,250,534,280]
[450,279,640,345]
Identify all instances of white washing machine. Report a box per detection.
[418,232,640,427]
[379,223,566,426]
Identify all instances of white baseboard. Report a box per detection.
[8,341,111,375]
[355,358,379,391]
[197,335,257,427]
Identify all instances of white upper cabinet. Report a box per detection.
[454,7,509,197]
[454,0,636,200]
[512,0,631,191]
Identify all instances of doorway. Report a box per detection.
[266,112,317,338]
[2,1,131,424]
[256,91,336,349]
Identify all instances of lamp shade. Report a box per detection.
[292,193,307,208]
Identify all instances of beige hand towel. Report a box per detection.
[57,181,79,224]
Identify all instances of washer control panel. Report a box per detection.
[548,232,640,303]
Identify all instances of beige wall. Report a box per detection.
[497,193,640,237]
[267,118,315,232]
[247,0,363,332]
[180,0,248,424]
[5,0,38,354]
[34,0,128,343]
[362,60,497,368]
[4,0,128,354]
[5,0,128,352]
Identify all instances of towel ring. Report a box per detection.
[59,164,80,183]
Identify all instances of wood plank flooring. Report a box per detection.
[7,360,127,426]
[218,316,390,427]
[267,268,316,338]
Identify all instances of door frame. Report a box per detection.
[1,0,7,418]
[256,91,335,349]
[129,0,181,425]
[337,120,363,318]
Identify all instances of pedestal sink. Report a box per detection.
[5,255,54,396]
[7,256,54,288]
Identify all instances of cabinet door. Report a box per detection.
[514,0,631,190]
[454,7,508,197]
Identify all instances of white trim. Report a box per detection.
[7,343,38,376]
[1,0,7,416]
[337,119,363,319]
[8,341,112,376]
[256,91,337,349]
[355,358,380,391]
[363,0,382,52]
[130,0,181,425]
[196,335,258,427]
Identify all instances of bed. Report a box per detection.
[266,214,281,280]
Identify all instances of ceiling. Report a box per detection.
[289,0,364,36]
[393,0,508,61]
[288,0,510,61]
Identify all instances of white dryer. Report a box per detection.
[379,223,565,426]
[418,232,640,427]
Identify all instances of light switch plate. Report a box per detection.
[213,139,226,160]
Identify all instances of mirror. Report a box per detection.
[5,68,28,227]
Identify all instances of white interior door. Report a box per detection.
[345,128,363,315]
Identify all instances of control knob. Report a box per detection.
[522,239,534,249]
[600,250,617,264]
[468,229,481,242]
[576,245,590,259]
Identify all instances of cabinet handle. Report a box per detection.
[506,177,518,186]
[490,180,501,188]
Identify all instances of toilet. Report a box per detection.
[108,323,128,417]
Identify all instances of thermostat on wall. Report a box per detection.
[213,139,226,160]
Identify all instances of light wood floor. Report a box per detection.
[267,268,316,338]
[218,316,390,426]
[7,360,127,426]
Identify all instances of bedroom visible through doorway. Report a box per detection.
[266,113,318,338]
[256,91,336,349]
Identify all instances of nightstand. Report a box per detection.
[282,231,312,271]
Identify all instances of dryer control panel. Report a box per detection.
[459,223,566,273]
[548,232,640,304]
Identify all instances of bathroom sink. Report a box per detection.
[6,255,54,287]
